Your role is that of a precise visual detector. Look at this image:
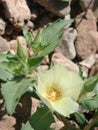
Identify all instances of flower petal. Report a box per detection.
[37,68,54,93]
[53,64,84,101]
[51,97,79,117]
[37,91,54,111]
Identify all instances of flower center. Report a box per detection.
[46,85,62,102]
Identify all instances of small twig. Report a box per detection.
[84,116,98,130]
[75,0,94,29]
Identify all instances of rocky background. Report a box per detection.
[0,0,98,130]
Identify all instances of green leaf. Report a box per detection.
[0,52,19,74]
[1,78,34,115]
[80,94,98,110]
[82,75,98,94]
[17,40,28,63]
[0,49,29,76]
[0,52,17,63]
[80,77,98,111]
[23,28,34,47]
[0,68,13,81]
[29,19,73,57]
[28,56,44,73]
[31,30,44,54]
[79,67,86,80]
[74,112,87,127]
[21,107,54,130]
[38,19,73,57]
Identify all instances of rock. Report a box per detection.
[51,119,64,130]
[90,54,98,76]
[75,9,98,59]
[41,55,49,65]
[8,39,17,54]
[52,52,79,73]
[56,28,77,60]
[0,115,15,130]
[79,54,96,69]
[1,0,31,27]
[80,0,98,19]
[79,66,89,77]
[39,13,53,27]
[24,20,34,31]
[31,98,40,115]
[36,0,71,17]
[0,36,10,53]
[0,18,6,35]
[79,54,96,77]
[31,9,38,21]
[64,14,71,20]
[36,65,49,72]
[8,36,27,54]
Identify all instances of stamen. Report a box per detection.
[46,85,62,102]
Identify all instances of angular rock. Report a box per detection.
[79,66,89,77]
[36,0,71,17]
[51,119,64,130]
[0,115,15,130]
[39,13,53,27]
[0,36,10,53]
[31,98,40,115]
[52,52,79,73]
[36,65,49,72]
[56,28,77,60]
[0,18,6,35]
[90,54,98,76]
[79,54,96,69]
[31,10,38,21]
[24,20,34,31]
[8,36,27,54]
[41,55,49,65]
[1,0,31,27]
[80,0,98,19]
[75,9,98,59]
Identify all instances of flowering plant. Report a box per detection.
[36,64,84,117]
[0,18,98,130]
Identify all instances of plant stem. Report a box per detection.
[84,116,98,130]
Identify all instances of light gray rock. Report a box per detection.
[0,36,10,53]
[36,65,49,72]
[80,0,98,19]
[90,54,98,76]
[25,20,34,31]
[1,0,31,27]
[79,54,96,77]
[79,54,96,69]
[0,18,6,35]
[8,36,27,54]
[56,28,77,60]
[75,9,98,59]
[0,115,15,130]
[36,0,71,17]
[52,52,79,73]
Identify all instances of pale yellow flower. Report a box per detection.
[36,64,84,117]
